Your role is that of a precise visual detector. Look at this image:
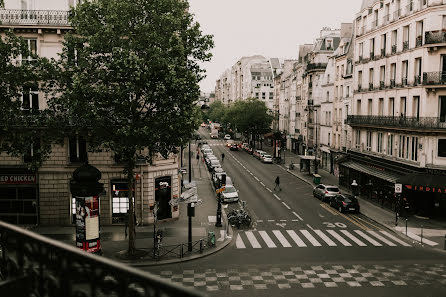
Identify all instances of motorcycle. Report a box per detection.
[227,209,251,228]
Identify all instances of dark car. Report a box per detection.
[330,194,360,213]
[229,143,238,151]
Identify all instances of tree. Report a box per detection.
[207,101,225,123]
[47,0,213,255]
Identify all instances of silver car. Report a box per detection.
[313,184,341,202]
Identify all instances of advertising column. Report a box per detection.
[75,195,101,253]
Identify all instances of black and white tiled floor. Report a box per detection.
[158,264,446,291]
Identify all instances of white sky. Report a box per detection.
[188,0,362,93]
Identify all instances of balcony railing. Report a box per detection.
[307,100,314,106]
[370,52,375,60]
[403,40,409,51]
[402,77,408,86]
[393,9,401,20]
[391,45,397,54]
[381,48,386,57]
[379,81,385,89]
[423,71,446,85]
[390,79,396,88]
[346,115,446,131]
[306,63,327,72]
[0,221,203,297]
[425,31,446,45]
[368,83,374,91]
[416,35,423,47]
[414,75,422,85]
[0,9,70,26]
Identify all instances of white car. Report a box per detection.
[221,184,239,202]
[262,154,273,163]
[224,134,231,140]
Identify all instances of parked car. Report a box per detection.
[212,168,226,187]
[220,184,239,203]
[313,184,341,202]
[253,150,266,159]
[208,159,221,172]
[224,134,231,140]
[205,155,218,167]
[229,143,239,151]
[202,148,213,157]
[262,154,273,163]
[246,146,253,154]
[330,194,360,213]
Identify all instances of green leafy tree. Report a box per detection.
[47,0,213,255]
[207,101,225,123]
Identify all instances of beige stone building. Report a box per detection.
[0,0,181,226]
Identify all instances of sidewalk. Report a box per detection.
[260,142,446,250]
[31,143,232,267]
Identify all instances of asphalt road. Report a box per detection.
[143,129,446,297]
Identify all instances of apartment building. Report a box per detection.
[343,0,446,218]
[0,0,181,226]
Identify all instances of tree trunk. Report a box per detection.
[127,156,136,255]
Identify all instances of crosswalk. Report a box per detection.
[235,229,411,249]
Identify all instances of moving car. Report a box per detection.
[313,184,341,202]
[220,184,239,202]
[262,154,273,163]
[229,143,239,151]
[225,139,235,147]
[330,194,360,213]
[224,134,231,140]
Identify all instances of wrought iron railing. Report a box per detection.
[0,221,203,297]
[381,48,386,57]
[416,35,423,47]
[390,79,396,88]
[0,9,70,26]
[379,81,385,89]
[423,71,446,85]
[403,40,409,51]
[306,63,327,71]
[414,75,422,85]
[368,83,374,91]
[346,115,446,130]
[425,31,446,45]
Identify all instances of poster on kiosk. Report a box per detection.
[75,196,101,253]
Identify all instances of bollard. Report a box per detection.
[405,219,408,236]
[200,239,203,253]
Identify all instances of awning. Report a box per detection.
[397,173,446,189]
[341,161,402,183]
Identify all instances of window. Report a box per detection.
[381,33,387,55]
[255,92,259,99]
[366,131,372,151]
[402,60,408,85]
[413,96,420,119]
[24,138,41,163]
[439,139,446,157]
[377,132,383,153]
[378,98,384,116]
[414,58,422,84]
[21,39,37,64]
[398,135,410,159]
[262,92,266,99]
[328,133,331,146]
[358,71,363,89]
[390,63,396,87]
[367,99,373,115]
[22,88,39,113]
[359,42,364,59]
[369,68,374,88]
[111,181,134,224]
[387,133,394,155]
[440,96,446,122]
[269,92,273,100]
[69,135,87,163]
[355,130,361,149]
[388,97,395,116]
[411,137,418,161]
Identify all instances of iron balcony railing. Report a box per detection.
[0,9,70,26]
[390,79,396,88]
[425,31,446,45]
[0,221,203,297]
[423,72,446,85]
[416,35,423,47]
[391,45,397,54]
[346,115,446,131]
[414,75,422,85]
[306,63,327,72]
[403,40,409,51]
[381,48,386,57]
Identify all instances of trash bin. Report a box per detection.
[208,231,215,247]
[313,174,321,185]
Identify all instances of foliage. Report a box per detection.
[206,101,225,123]
[45,0,213,254]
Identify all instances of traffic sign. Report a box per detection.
[395,183,402,193]
[216,187,225,194]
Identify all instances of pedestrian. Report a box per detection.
[124,209,137,238]
[274,176,281,191]
[221,153,225,162]
[196,152,200,163]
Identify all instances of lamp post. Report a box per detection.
[351,180,358,198]
[314,110,318,174]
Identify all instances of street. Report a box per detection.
[143,129,446,296]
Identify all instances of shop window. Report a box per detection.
[411,137,418,161]
[439,139,446,157]
[69,135,87,163]
[111,181,135,224]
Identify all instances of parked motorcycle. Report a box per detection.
[227,209,251,228]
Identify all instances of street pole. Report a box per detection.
[314,109,318,174]
[188,204,192,251]
[188,140,192,183]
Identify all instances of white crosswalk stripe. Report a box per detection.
[259,231,276,248]
[273,230,292,247]
[300,230,322,247]
[234,229,412,249]
[354,230,382,246]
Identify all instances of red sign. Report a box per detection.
[0,174,36,184]
[405,185,446,194]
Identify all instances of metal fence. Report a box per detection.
[147,238,214,261]
[0,9,70,26]
[423,71,446,85]
[0,221,204,297]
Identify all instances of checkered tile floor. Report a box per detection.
[158,264,446,291]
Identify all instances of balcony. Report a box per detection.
[393,9,401,21]
[306,63,327,72]
[414,75,422,86]
[379,81,385,90]
[402,77,408,86]
[391,45,397,54]
[382,14,390,25]
[370,52,375,60]
[425,31,446,45]
[390,79,396,88]
[0,9,70,27]
[346,115,446,131]
[368,83,374,91]
[423,72,446,87]
[307,100,314,106]
[416,35,423,47]
[403,41,409,51]
[0,221,203,297]
[357,84,362,92]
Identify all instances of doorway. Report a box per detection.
[155,176,172,220]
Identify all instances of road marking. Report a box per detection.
[282,202,291,209]
[306,224,314,230]
[379,231,411,247]
[367,231,397,246]
[326,230,352,246]
[292,211,303,221]
[314,230,337,246]
[235,234,246,248]
[260,182,265,186]
[254,176,260,181]
[273,194,281,201]
[249,172,253,176]
[300,230,322,247]
[268,219,275,222]
[320,203,338,215]
[280,219,287,222]
[340,230,367,246]
[256,220,263,223]
[245,231,261,248]
[273,230,292,247]
[352,215,382,230]
[266,188,272,193]
[404,231,438,246]
[286,230,307,247]
[338,212,369,230]
[354,230,382,246]
[259,231,276,248]
[292,219,300,222]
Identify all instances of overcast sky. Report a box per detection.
[188,0,361,93]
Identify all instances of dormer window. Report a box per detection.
[326,39,333,50]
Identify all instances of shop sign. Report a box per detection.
[405,185,446,194]
[0,174,36,184]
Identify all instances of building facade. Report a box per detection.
[342,0,446,219]
[0,0,181,226]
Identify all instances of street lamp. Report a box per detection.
[351,180,358,197]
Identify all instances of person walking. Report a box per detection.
[221,153,225,163]
[196,152,200,163]
[274,176,281,191]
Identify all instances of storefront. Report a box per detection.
[0,169,38,224]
